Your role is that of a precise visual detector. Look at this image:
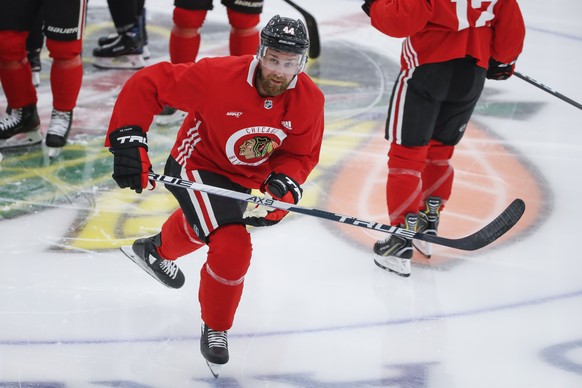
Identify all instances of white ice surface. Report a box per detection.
[1,1,582,387]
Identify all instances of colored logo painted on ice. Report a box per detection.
[0,17,546,255]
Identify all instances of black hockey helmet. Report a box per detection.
[260,15,309,55]
[257,15,309,74]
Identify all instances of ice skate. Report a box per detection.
[120,234,185,289]
[44,109,73,157]
[413,196,442,258]
[373,213,418,277]
[200,323,229,378]
[98,33,150,60]
[93,31,146,70]
[154,106,186,126]
[0,105,42,150]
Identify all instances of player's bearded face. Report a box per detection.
[257,68,293,96]
[256,48,303,96]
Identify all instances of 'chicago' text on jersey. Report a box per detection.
[225,126,287,166]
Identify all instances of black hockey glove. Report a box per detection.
[243,172,303,227]
[362,0,377,17]
[486,58,516,80]
[108,126,151,194]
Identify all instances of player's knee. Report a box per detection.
[388,143,429,171]
[207,224,252,280]
[227,9,260,32]
[427,140,454,161]
[0,31,27,63]
[46,39,82,62]
[173,8,207,36]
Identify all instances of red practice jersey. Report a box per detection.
[106,55,325,189]
[369,0,525,69]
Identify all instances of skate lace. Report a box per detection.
[0,109,22,131]
[158,260,179,279]
[47,110,71,136]
[207,329,228,349]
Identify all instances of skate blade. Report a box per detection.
[93,55,147,70]
[0,129,42,150]
[412,240,432,258]
[205,360,223,378]
[42,144,63,159]
[374,257,411,277]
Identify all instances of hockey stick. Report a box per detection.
[514,71,582,111]
[281,0,321,59]
[148,172,525,251]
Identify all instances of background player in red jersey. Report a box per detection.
[362,0,525,277]
[104,15,324,373]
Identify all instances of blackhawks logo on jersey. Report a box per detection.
[226,126,287,166]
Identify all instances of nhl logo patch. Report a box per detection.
[264,100,273,109]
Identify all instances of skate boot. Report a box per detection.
[200,323,229,378]
[98,32,150,60]
[93,26,146,70]
[45,109,73,147]
[0,105,42,149]
[27,48,42,88]
[373,213,418,277]
[413,196,442,258]
[127,234,185,288]
[97,33,118,47]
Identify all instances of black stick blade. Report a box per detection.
[417,199,526,251]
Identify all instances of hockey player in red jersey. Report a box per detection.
[156,0,263,124]
[362,0,525,276]
[105,15,324,373]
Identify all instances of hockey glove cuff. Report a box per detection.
[262,172,303,204]
[486,58,516,80]
[243,173,303,227]
[108,126,151,194]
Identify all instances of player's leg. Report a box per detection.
[43,0,87,152]
[374,63,448,274]
[223,0,262,56]
[0,0,40,146]
[170,0,211,64]
[416,57,487,257]
[162,157,251,365]
[199,223,251,366]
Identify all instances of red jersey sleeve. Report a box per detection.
[105,61,210,146]
[370,0,433,38]
[490,0,525,63]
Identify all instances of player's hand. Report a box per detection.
[243,173,302,227]
[362,0,376,17]
[486,58,516,80]
[108,126,151,193]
